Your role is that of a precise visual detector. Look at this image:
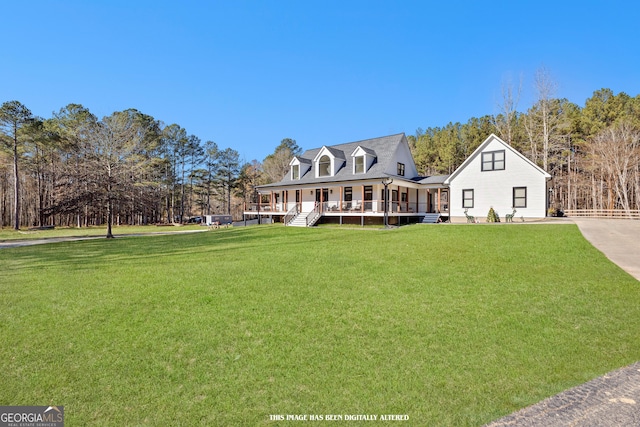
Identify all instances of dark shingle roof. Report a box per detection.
[417,175,450,185]
[354,146,376,156]
[292,156,311,164]
[259,133,408,188]
[323,146,346,160]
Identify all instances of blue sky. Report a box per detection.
[3,1,638,161]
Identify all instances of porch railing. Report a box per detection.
[244,203,285,212]
[245,200,444,214]
[320,200,435,214]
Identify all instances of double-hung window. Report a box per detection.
[513,187,527,208]
[397,162,405,176]
[354,156,365,174]
[462,189,474,208]
[291,164,299,180]
[481,150,505,171]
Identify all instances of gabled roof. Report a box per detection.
[313,145,347,162]
[289,156,312,166]
[259,133,411,188]
[296,156,312,164]
[444,134,551,184]
[352,146,376,157]
[326,146,346,160]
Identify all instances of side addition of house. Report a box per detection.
[445,134,551,219]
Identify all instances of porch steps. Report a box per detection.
[288,214,308,227]
[287,211,322,227]
[421,213,441,223]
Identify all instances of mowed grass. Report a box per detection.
[1,224,639,426]
[0,224,205,241]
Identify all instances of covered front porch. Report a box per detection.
[244,181,449,226]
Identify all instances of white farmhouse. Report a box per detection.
[244,133,551,225]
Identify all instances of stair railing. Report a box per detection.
[306,202,321,227]
[284,204,299,226]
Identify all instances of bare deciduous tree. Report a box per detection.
[494,73,522,146]
[589,120,640,212]
[262,138,301,183]
[524,66,564,171]
[83,111,150,238]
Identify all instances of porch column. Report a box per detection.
[340,187,343,212]
[361,185,365,213]
[437,188,441,213]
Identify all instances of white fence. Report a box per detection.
[564,209,640,219]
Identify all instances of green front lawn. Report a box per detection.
[0,224,205,241]
[1,224,638,425]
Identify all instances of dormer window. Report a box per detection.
[351,146,376,175]
[314,146,345,178]
[318,155,331,177]
[289,156,311,180]
[397,162,405,176]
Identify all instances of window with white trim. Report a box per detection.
[318,155,331,177]
[354,156,365,174]
[291,164,299,180]
[397,162,405,176]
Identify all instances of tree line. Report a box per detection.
[408,80,640,214]
[2,76,639,230]
[0,103,262,232]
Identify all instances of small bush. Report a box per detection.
[487,207,500,222]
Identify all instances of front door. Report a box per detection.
[315,188,329,210]
[392,189,398,212]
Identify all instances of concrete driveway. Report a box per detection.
[572,218,640,281]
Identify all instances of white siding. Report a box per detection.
[449,138,548,219]
[385,136,418,178]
